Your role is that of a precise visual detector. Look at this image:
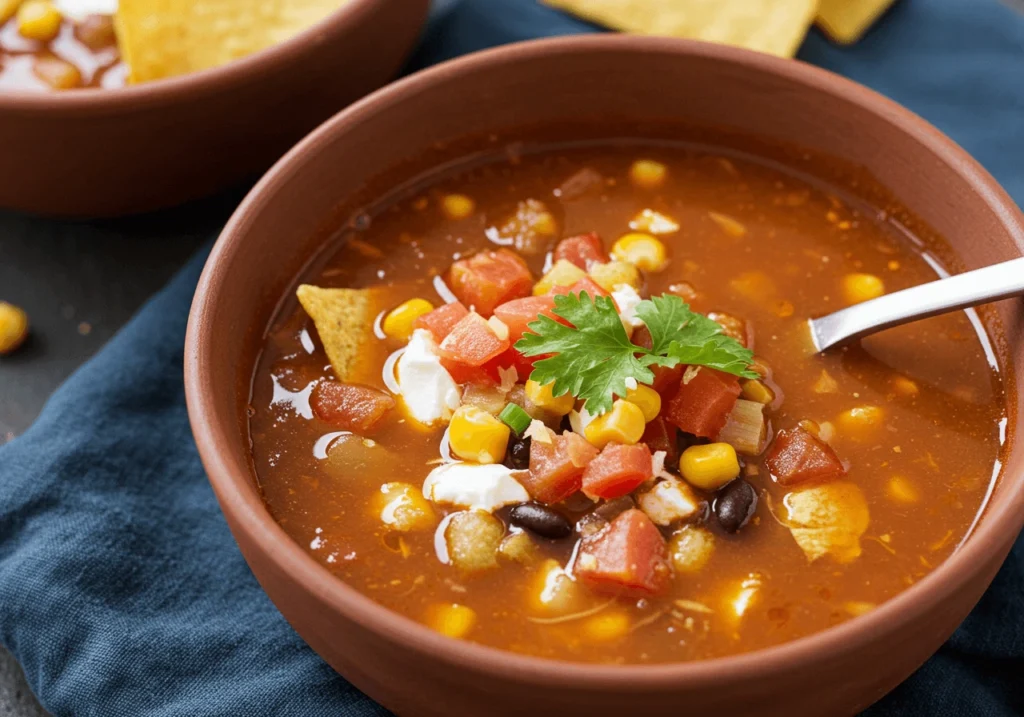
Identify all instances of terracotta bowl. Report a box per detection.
[0,0,428,217]
[185,36,1024,717]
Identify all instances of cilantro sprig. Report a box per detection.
[515,292,757,414]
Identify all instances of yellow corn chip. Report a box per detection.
[296,284,375,382]
[115,0,348,83]
[816,0,898,45]
[542,0,820,58]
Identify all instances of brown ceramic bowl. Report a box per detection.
[0,0,428,217]
[185,36,1024,717]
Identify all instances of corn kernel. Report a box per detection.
[0,301,29,355]
[525,379,574,416]
[426,603,477,639]
[813,369,839,394]
[844,601,877,617]
[441,193,475,220]
[892,375,919,397]
[741,379,774,405]
[1,0,23,23]
[589,260,641,292]
[669,525,716,573]
[382,298,434,341]
[16,0,61,41]
[887,475,920,504]
[623,384,661,422]
[372,482,437,532]
[841,273,885,305]
[533,259,586,295]
[629,159,667,189]
[448,405,511,464]
[679,443,740,491]
[530,209,557,236]
[611,232,668,272]
[582,610,630,642]
[730,271,776,302]
[836,405,884,438]
[584,400,646,448]
[529,560,583,615]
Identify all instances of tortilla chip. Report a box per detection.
[115,0,348,83]
[542,0,819,58]
[816,0,898,45]
[784,481,870,563]
[296,284,374,382]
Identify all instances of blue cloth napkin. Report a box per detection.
[2,1,1022,715]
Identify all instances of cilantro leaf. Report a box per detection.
[636,295,758,378]
[515,292,654,414]
[515,290,757,414]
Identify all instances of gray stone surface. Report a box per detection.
[0,649,47,717]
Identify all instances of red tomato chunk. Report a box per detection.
[550,275,609,300]
[413,301,468,342]
[575,509,670,596]
[310,381,395,434]
[448,249,533,316]
[440,313,509,366]
[553,232,607,270]
[522,432,599,504]
[582,443,653,499]
[664,368,741,438]
[765,426,847,486]
[494,295,560,343]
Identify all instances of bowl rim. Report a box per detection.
[0,0,391,112]
[186,34,1024,690]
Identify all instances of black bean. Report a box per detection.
[505,435,532,470]
[509,502,573,539]
[714,479,757,534]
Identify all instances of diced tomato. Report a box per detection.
[550,275,609,300]
[664,368,741,439]
[310,381,395,434]
[441,357,502,386]
[765,426,847,486]
[494,295,559,344]
[522,432,599,504]
[582,443,653,499]
[439,313,510,366]
[447,249,533,316]
[498,346,539,382]
[631,326,684,397]
[413,301,468,343]
[553,232,607,270]
[575,509,670,596]
[642,416,679,468]
[493,295,566,383]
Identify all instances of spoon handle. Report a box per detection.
[809,257,1024,351]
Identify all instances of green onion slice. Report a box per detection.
[499,403,532,435]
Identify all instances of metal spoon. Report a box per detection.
[808,257,1024,352]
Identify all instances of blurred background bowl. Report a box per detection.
[0,0,429,217]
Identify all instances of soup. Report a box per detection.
[249,143,1006,664]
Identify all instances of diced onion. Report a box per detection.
[432,274,459,304]
[382,347,404,395]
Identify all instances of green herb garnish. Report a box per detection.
[499,403,532,434]
[515,292,757,414]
